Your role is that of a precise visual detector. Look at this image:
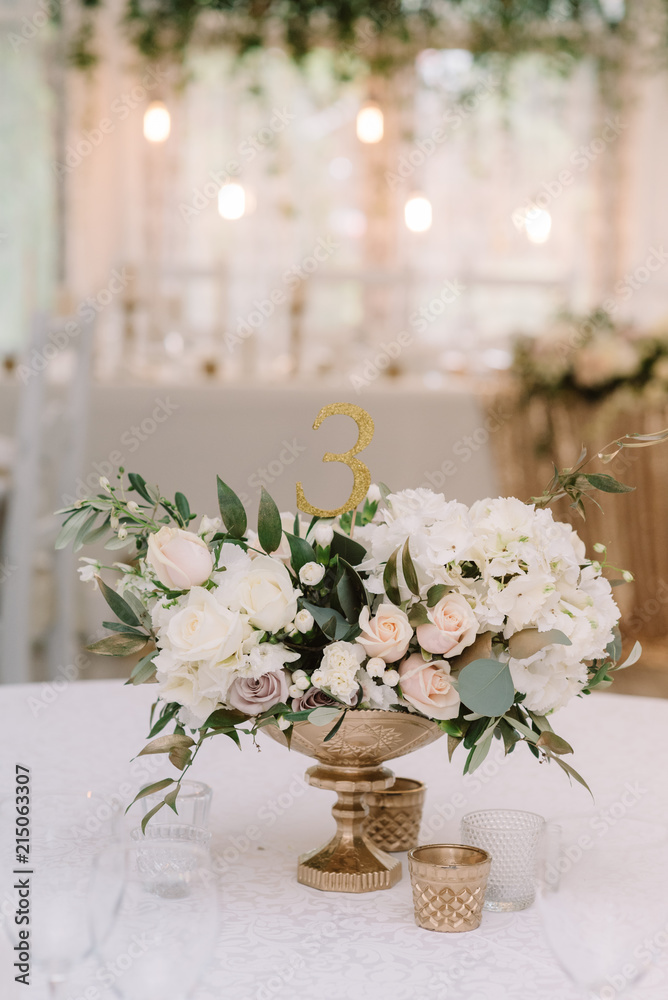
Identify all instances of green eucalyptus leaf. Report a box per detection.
[427,584,449,607]
[87,633,148,656]
[508,628,572,660]
[216,476,247,539]
[97,577,142,626]
[258,487,283,554]
[458,659,515,717]
[308,706,343,727]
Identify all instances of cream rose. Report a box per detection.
[299,561,326,586]
[236,556,299,632]
[416,593,477,657]
[398,653,460,720]
[147,526,213,590]
[164,588,245,664]
[356,604,412,663]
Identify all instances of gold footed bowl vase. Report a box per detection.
[264,710,444,893]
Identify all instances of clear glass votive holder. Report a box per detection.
[130,825,212,896]
[460,809,545,912]
[140,780,212,828]
[408,844,492,932]
[363,778,426,853]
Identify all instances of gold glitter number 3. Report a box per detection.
[296,403,375,517]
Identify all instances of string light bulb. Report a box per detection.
[404,193,432,233]
[143,102,171,143]
[218,183,246,220]
[356,103,384,144]
[524,207,552,244]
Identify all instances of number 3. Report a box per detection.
[296,403,375,517]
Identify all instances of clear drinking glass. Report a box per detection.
[536,817,668,998]
[460,809,545,911]
[3,791,121,998]
[139,780,212,828]
[96,845,219,1000]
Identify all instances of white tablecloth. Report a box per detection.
[1,680,667,1000]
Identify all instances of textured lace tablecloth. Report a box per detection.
[1,679,667,1000]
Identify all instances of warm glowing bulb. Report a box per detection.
[218,183,246,220]
[143,102,171,143]
[524,207,552,244]
[356,104,384,143]
[404,194,432,233]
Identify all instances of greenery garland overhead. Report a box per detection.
[69,0,664,70]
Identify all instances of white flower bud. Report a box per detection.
[127,501,140,513]
[622,570,634,582]
[288,684,302,699]
[299,562,326,586]
[110,515,119,530]
[383,669,399,687]
[291,669,307,682]
[593,542,606,554]
[117,527,128,541]
[277,716,291,731]
[295,674,310,690]
[366,484,381,504]
[294,609,314,633]
[313,521,334,547]
[99,476,111,492]
[366,656,386,678]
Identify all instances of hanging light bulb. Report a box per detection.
[356,103,384,144]
[218,183,246,220]
[404,194,432,233]
[143,101,171,143]
[524,207,552,244]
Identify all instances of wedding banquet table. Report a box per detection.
[1,679,668,1000]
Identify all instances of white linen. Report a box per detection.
[1,680,667,999]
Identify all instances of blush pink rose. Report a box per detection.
[227,670,289,716]
[416,592,477,657]
[356,604,413,663]
[147,526,214,590]
[398,653,460,720]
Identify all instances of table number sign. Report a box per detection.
[295,402,375,518]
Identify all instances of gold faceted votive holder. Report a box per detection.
[408,844,492,932]
[363,778,426,853]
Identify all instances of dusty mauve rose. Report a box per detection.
[291,686,338,712]
[356,604,412,663]
[416,592,477,657]
[227,670,289,716]
[147,527,213,590]
[398,653,460,720]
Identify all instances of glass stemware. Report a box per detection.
[96,843,219,1000]
[536,816,668,999]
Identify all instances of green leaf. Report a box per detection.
[97,577,141,626]
[618,640,642,669]
[141,800,165,834]
[128,473,155,504]
[447,735,462,761]
[121,589,152,627]
[323,709,347,742]
[285,532,316,573]
[508,628,572,659]
[72,510,99,552]
[125,778,175,813]
[336,558,367,622]
[498,719,520,755]
[148,703,180,738]
[257,487,283,554]
[378,482,392,503]
[536,731,573,755]
[550,755,593,797]
[137,734,195,757]
[502,714,539,744]
[87,633,148,656]
[164,785,180,814]
[401,538,420,596]
[301,600,352,641]
[583,473,635,494]
[103,621,147,636]
[169,746,192,770]
[201,708,248,729]
[458,659,515,717]
[606,627,623,662]
[438,719,463,737]
[463,716,492,749]
[329,530,367,566]
[383,547,401,605]
[55,506,95,549]
[308,706,343,727]
[408,603,430,628]
[126,650,158,686]
[464,732,493,774]
[427,584,449,607]
[175,492,191,525]
[82,516,112,545]
[216,476,247,539]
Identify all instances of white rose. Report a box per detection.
[163,587,245,663]
[299,561,326,586]
[366,656,386,678]
[236,555,299,632]
[147,526,213,590]
[294,609,314,633]
[383,669,399,687]
[312,521,335,547]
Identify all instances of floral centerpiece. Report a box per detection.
[60,463,639,828]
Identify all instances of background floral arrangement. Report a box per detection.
[513,309,668,404]
[59,468,638,825]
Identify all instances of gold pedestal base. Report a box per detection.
[297,764,402,893]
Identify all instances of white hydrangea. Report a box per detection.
[312,641,364,705]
